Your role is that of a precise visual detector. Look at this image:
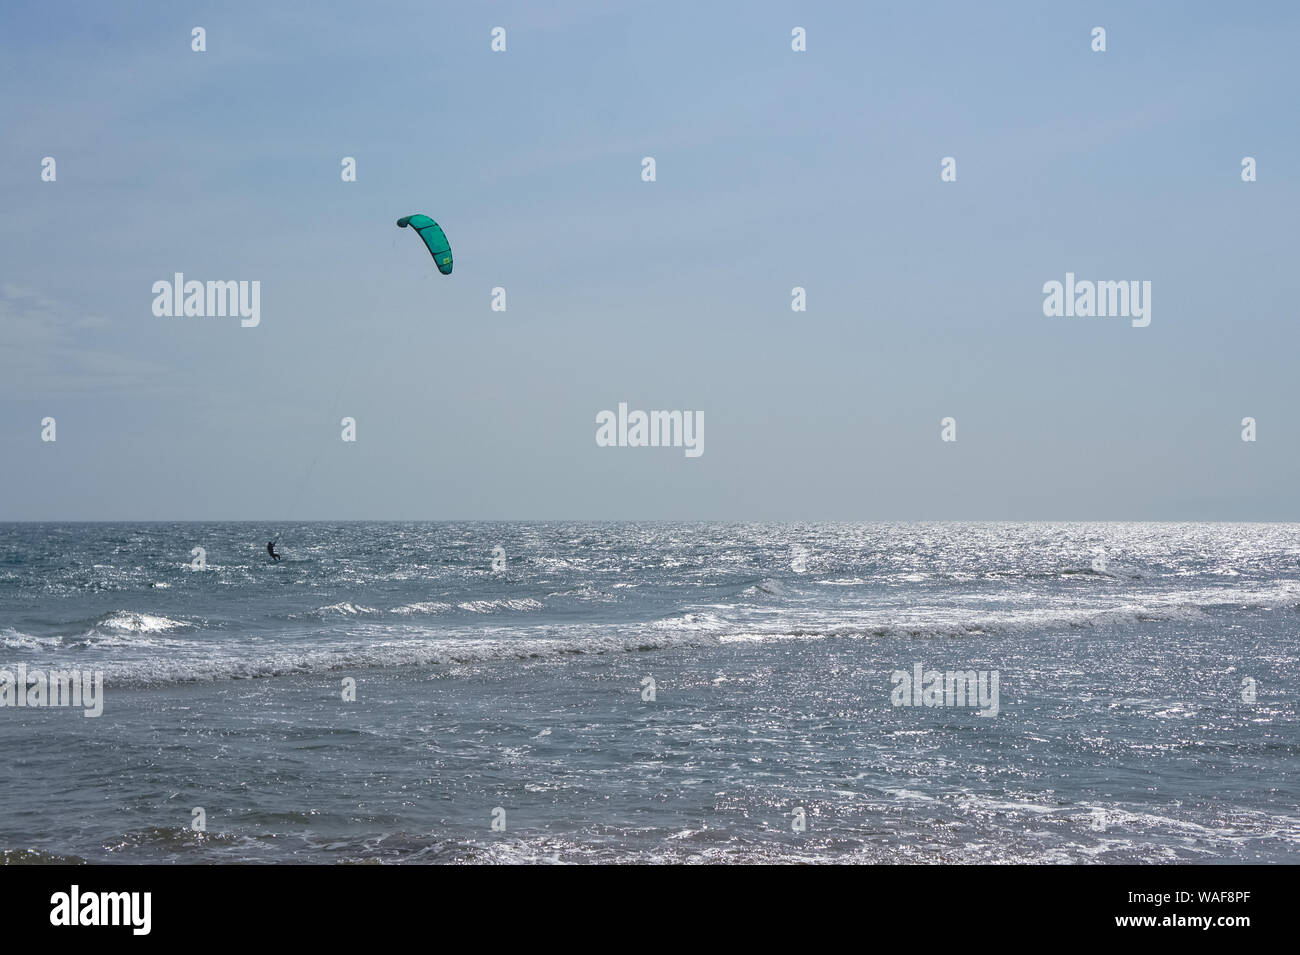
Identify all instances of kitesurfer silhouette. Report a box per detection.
[267,541,281,561]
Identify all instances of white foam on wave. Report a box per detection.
[456,598,544,613]
[0,627,63,649]
[704,579,1300,645]
[650,612,727,632]
[295,598,542,619]
[389,601,454,615]
[78,632,192,650]
[97,611,190,633]
[78,628,717,687]
[545,585,617,603]
[314,602,379,617]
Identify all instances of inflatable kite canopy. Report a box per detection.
[396,214,453,275]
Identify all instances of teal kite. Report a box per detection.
[396,214,453,275]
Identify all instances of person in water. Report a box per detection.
[267,541,280,561]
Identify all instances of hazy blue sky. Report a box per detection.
[2,1,1298,520]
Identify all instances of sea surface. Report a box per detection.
[0,521,1296,864]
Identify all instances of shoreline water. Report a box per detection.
[2,522,1297,863]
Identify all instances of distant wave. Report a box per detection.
[740,578,786,597]
[291,598,543,620]
[456,598,544,613]
[714,589,1296,643]
[0,611,193,648]
[389,601,454,615]
[69,630,717,688]
[96,610,191,633]
[308,602,381,618]
[650,612,728,632]
[0,628,62,650]
[5,581,1297,687]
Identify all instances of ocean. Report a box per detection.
[1,521,1296,864]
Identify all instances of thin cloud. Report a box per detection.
[0,284,175,397]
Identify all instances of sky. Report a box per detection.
[1,0,1298,521]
